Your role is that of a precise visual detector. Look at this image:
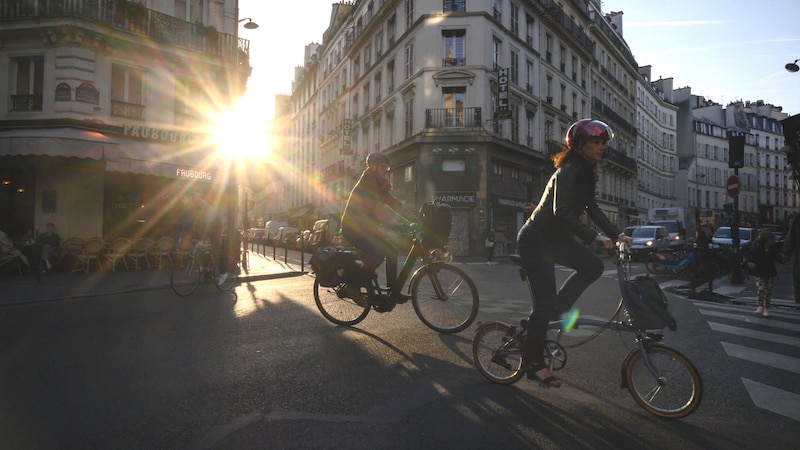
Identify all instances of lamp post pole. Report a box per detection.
[226,1,257,275]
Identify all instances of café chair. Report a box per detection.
[73,238,106,273]
[104,237,131,271]
[150,236,175,269]
[126,238,155,270]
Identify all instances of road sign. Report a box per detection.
[726,175,740,198]
[523,202,534,213]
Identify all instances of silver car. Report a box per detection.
[624,225,671,260]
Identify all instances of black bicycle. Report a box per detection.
[472,243,703,419]
[312,223,479,334]
[170,238,238,296]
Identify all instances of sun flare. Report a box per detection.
[212,101,270,163]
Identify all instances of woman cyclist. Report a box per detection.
[517,119,632,388]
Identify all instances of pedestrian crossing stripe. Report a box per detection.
[706,322,800,347]
[742,378,800,422]
[698,309,800,332]
[721,342,800,375]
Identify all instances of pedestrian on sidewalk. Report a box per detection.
[782,214,800,304]
[484,227,496,264]
[746,231,780,317]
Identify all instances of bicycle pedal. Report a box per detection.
[491,354,512,370]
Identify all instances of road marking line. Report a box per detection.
[741,377,800,422]
[707,322,800,347]
[722,342,800,374]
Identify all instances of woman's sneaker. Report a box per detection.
[762,307,770,317]
[755,306,764,314]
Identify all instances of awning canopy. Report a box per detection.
[0,128,117,159]
[0,127,221,184]
[107,138,218,183]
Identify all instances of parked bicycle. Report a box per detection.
[170,237,238,296]
[472,242,702,419]
[311,220,479,334]
[645,245,721,283]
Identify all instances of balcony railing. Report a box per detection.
[0,0,249,62]
[425,107,482,129]
[10,94,43,111]
[111,100,145,120]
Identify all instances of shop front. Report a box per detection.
[432,191,476,256]
[0,125,227,245]
[491,195,527,256]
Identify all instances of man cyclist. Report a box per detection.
[182,192,227,285]
[340,152,417,307]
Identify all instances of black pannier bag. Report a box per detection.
[621,275,677,331]
[309,247,357,287]
[419,202,452,249]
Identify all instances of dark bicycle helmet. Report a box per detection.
[366,152,391,167]
[565,119,614,148]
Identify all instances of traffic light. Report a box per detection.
[729,135,744,169]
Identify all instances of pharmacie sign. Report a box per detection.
[433,192,476,206]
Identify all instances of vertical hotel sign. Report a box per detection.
[341,119,353,155]
[496,67,511,119]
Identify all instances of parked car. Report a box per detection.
[712,227,755,250]
[296,229,311,249]
[624,225,671,260]
[273,226,300,248]
[247,228,265,245]
[307,219,332,251]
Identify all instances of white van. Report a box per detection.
[264,220,288,244]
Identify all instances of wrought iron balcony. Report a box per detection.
[0,0,249,62]
[425,107,482,129]
[10,94,43,111]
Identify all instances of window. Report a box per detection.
[509,51,518,84]
[11,56,44,111]
[443,0,465,12]
[405,0,414,28]
[442,29,465,66]
[111,63,144,119]
[387,14,396,45]
[404,43,414,79]
[443,159,466,172]
[443,86,466,127]
[545,34,552,62]
[387,60,395,91]
[492,38,502,69]
[404,95,414,138]
[510,3,519,35]
[404,165,414,182]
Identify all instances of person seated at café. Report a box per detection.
[37,222,61,272]
[0,228,29,268]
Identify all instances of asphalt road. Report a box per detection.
[0,258,797,449]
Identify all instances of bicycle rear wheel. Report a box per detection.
[314,280,370,326]
[213,262,239,291]
[411,263,479,334]
[624,344,703,419]
[472,322,524,384]
[171,255,202,296]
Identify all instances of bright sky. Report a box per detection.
[236,0,800,122]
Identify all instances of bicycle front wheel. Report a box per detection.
[472,322,524,384]
[624,344,703,419]
[411,263,479,334]
[171,255,201,296]
[314,280,370,326]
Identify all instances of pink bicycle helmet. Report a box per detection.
[565,119,614,148]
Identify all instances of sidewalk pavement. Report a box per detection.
[0,250,306,308]
[2,250,798,311]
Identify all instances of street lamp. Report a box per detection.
[786,59,799,73]
[240,18,258,29]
